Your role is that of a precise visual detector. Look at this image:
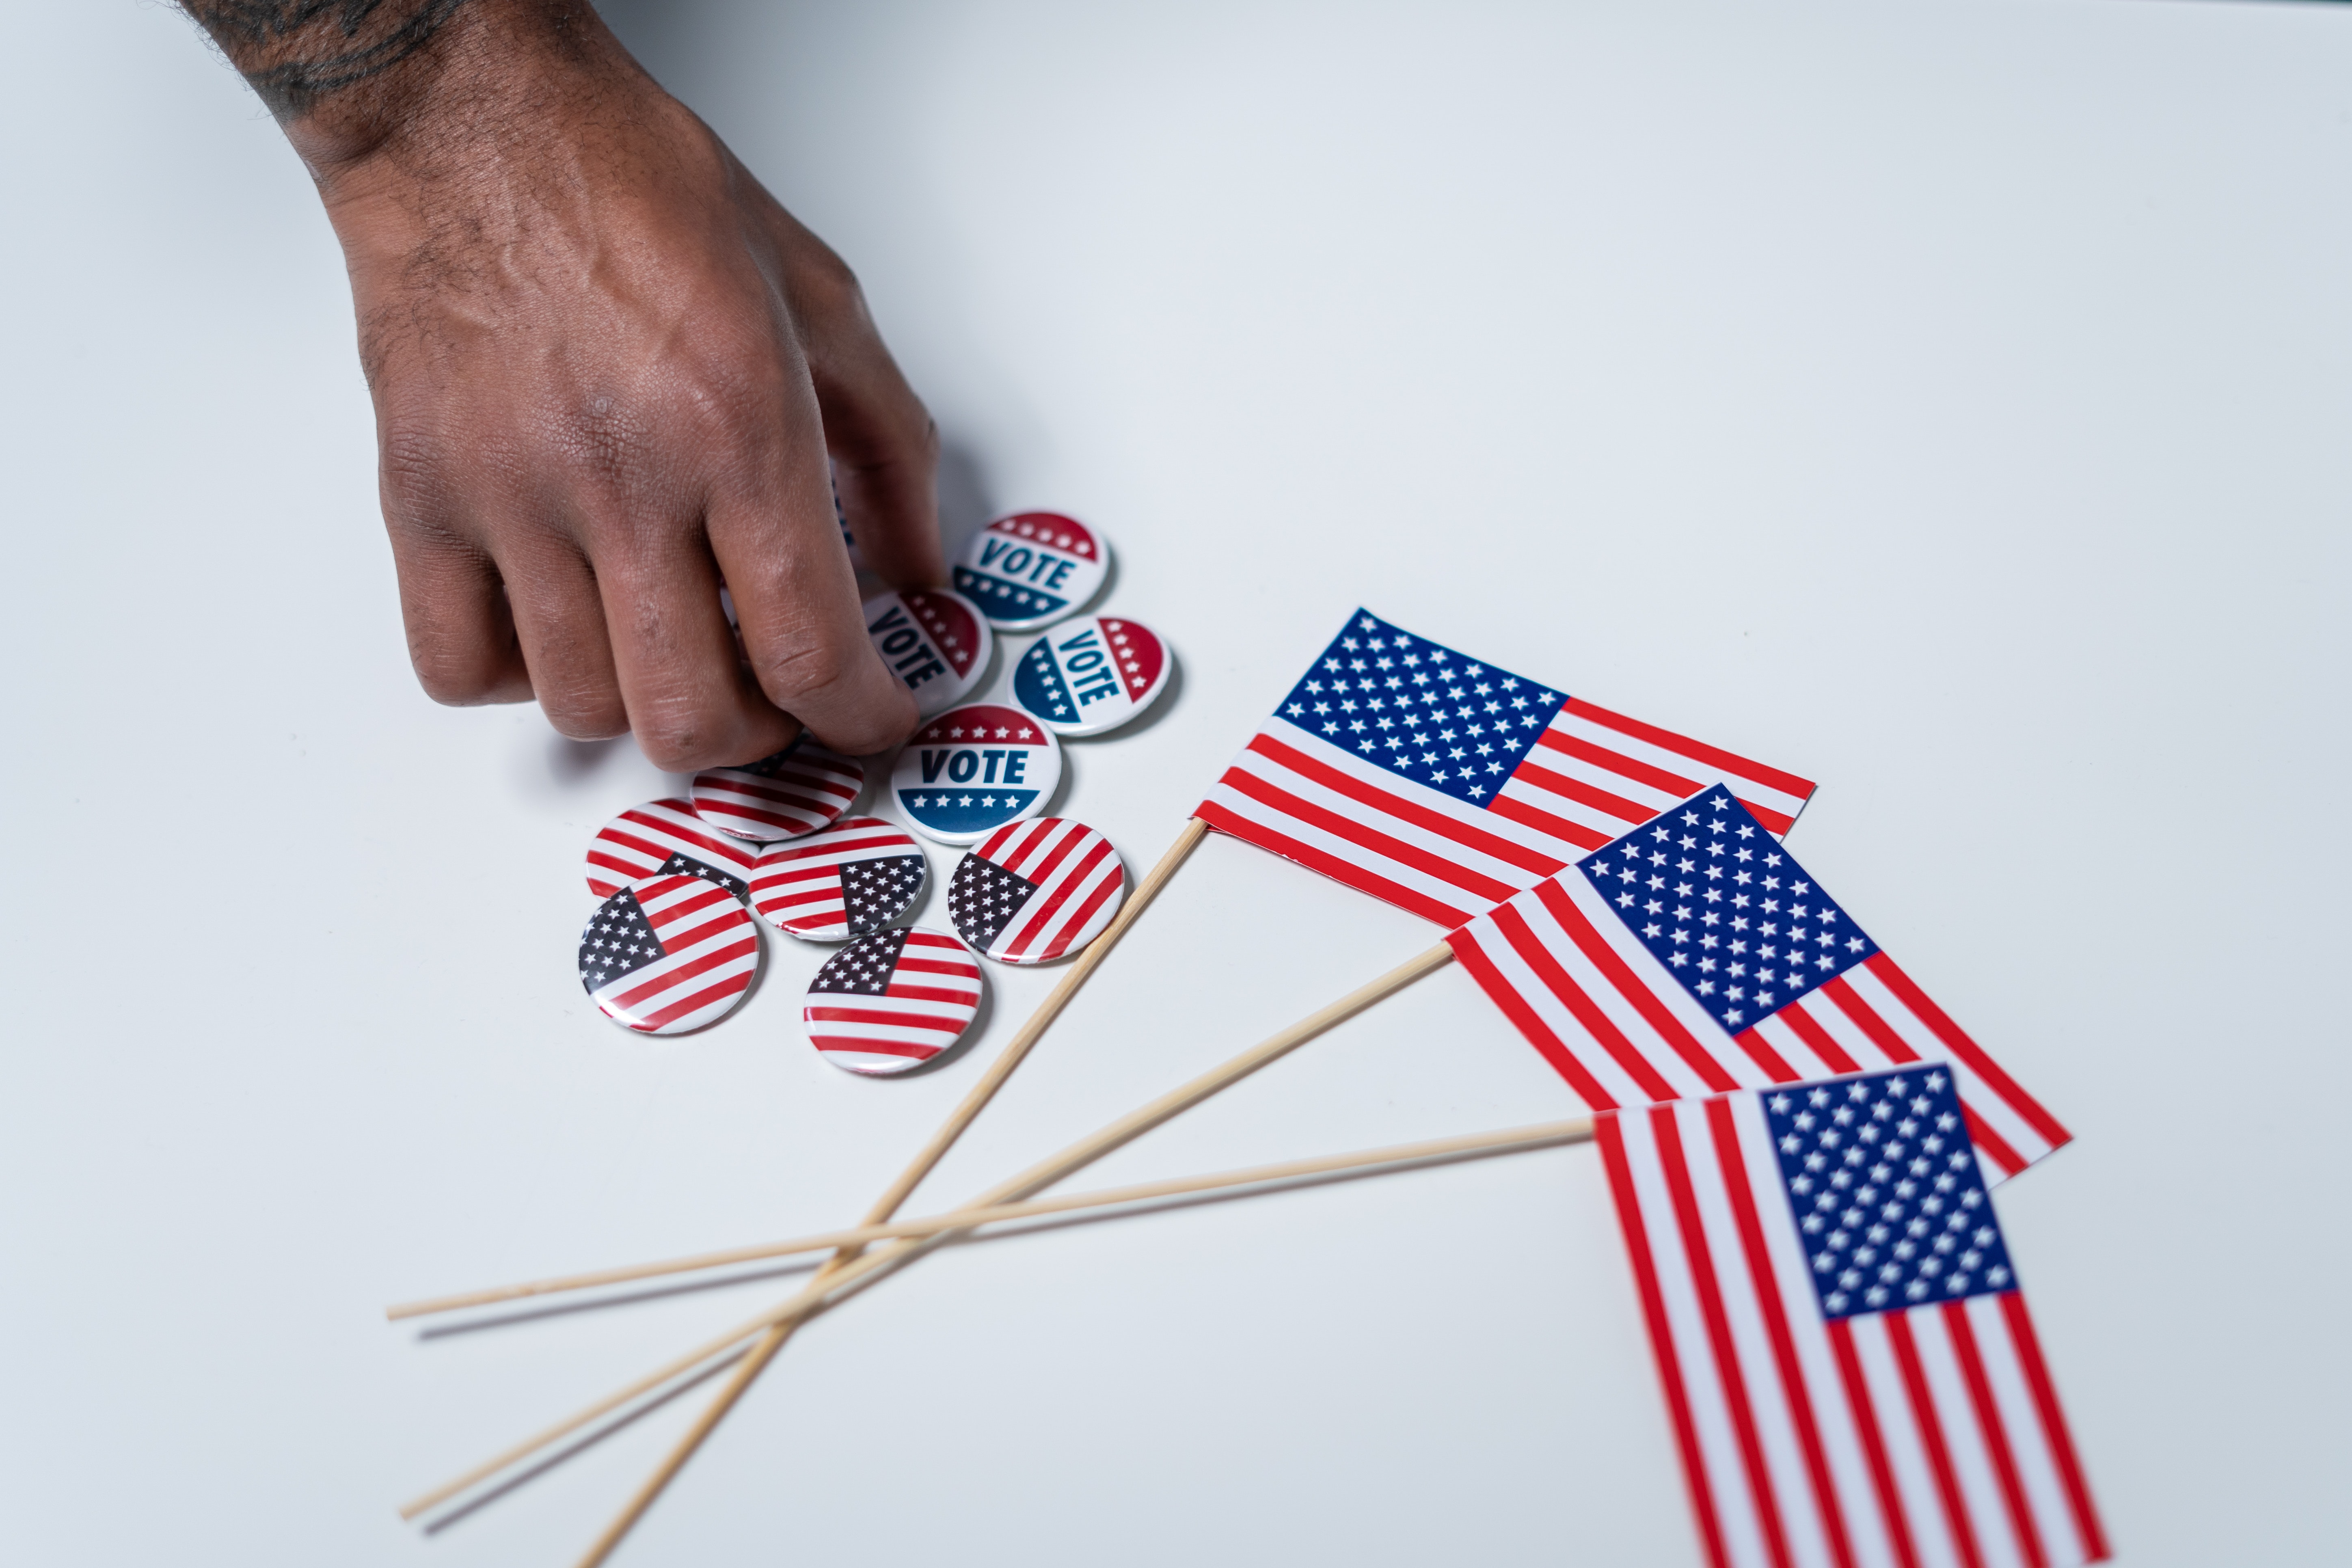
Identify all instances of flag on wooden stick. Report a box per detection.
[1448,786,2069,1182]
[1196,610,1818,926]
[1596,1067,2107,1568]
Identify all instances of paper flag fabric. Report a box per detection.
[1596,1069,2108,1568]
[1448,786,2069,1183]
[579,873,762,1035]
[584,798,757,901]
[1195,609,1816,927]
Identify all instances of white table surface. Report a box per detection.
[4,2,2346,1563]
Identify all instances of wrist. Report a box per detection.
[209,1,640,186]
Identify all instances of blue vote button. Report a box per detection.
[889,703,1064,845]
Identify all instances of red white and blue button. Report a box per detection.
[947,818,1127,964]
[749,816,929,942]
[863,588,992,718]
[803,927,984,1076]
[889,703,1061,845]
[579,872,762,1035]
[585,798,758,901]
[691,743,866,842]
[1013,615,1172,737]
[951,512,1112,632]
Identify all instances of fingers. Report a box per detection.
[494,529,633,743]
[587,519,808,771]
[704,362,921,757]
[758,198,944,591]
[384,516,534,706]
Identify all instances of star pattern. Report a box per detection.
[955,565,1070,619]
[656,852,747,902]
[1274,611,1566,806]
[946,853,1039,952]
[1580,784,1877,1032]
[839,854,927,935]
[810,928,911,996]
[909,593,974,669]
[577,888,666,991]
[1766,1068,2015,1320]
[1020,641,1076,719]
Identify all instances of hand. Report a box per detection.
[196,2,938,767]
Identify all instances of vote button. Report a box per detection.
[863,588,993,719]
[1013,615,1172,737]
[889,703,1062,845]
[951,512,1112,632]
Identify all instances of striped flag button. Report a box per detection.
[585,798,758,902]
[749,816,929,942]
[946,818,1127,965]
[580,873,762,1035]
[691,742,865,842]
[803,927,983,1076]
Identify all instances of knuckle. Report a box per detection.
[408,647,499,707]
[540,690,632,744]
[754,635,854,706]
[631,711,724,772]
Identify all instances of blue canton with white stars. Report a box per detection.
[1765,1068,2015,1321]
[1580,785,1877,1034]
[1274,610,1567,807]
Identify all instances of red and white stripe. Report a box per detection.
[691,745,864,842]
[585,874,761,1036]
[1447,875,2069,1183]
[1197,701,1816,928]
[967,817,1127,963]
[749,816,926,940]
[803,929,983,1076]
[1597,1093,2108,1568]
[584,798,757,899]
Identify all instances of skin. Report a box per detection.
[181,0,939,767]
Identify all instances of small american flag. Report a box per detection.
[1447,786,2069,1183]
[748,816,928,941]
[579,873,762,1035]
[690,742,864,842]
[1196,611,1816,927]
[803,928,983,1075]
[584,799,757,901]
[945,818,1127,964]
[1598,1069,2107,1568]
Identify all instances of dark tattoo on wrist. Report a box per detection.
[184,1,472,116]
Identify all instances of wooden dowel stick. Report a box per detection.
[565,939,1459,1567]
[400,819,1206,1525]
[391,1113,1595,1321]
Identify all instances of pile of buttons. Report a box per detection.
[576,511,1173,1077]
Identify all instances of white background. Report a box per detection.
[3,1,2346,1563]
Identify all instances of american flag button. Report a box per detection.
[950,511,1112,633]
[750,816,929,942]
[947,818,1127,964]
[863,587,993,718]
[803,927,983,1076]
[1012,615,1173,737]
[691,741,865,842]
[889,702,1063,846]
[585,798,758,902]
[579,873,762,1035]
